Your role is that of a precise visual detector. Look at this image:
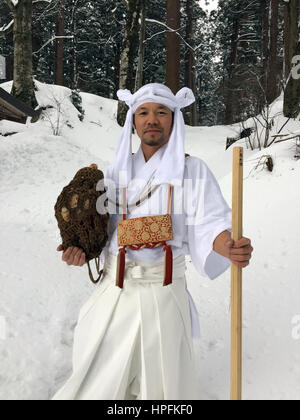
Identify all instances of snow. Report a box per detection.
[0,80,299,400]
[199,0,219,13]
[0,20,14,33]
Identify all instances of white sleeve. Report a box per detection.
[186,158,232,280]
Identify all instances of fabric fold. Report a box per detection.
[52,252,200,400]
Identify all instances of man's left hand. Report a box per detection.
[225,237,253,268]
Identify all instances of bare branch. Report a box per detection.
[144,29,167,44]
[34,0,61,23]
[33,0,54,4]
[278,118,291,135]
[145,18,198,53]
[0,19,14,33]
[274,134,300,143]
[33,35,74,55]
[7,0,53,7]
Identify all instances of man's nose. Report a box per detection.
[146,112,159,125]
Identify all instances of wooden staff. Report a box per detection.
[230,146,243,400]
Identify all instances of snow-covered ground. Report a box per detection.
[0,81,299,400]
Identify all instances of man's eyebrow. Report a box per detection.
[137,105,168,111]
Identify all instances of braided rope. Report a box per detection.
[126,240,167,251]
[110,154,190,211]
[107,184,160,210]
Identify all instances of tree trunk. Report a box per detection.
[70,0,78,90]
[224,17,239,125]
[11,0,37,108]
[284,39,300,117]
[267,0,279,104]
[261,0,270,100]
[284,0,299,78]
[283,0,300,117]
[54,0,65,86]
[184,0,197,126]
[6,55,14,81]
[135,0,146,91]
[114,43,121,98]
[117,0,142,126]
[283,0,291,80]
[166,0,181,94]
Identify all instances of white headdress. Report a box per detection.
[105,83,195,189]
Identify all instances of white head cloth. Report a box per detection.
[105,83,195,189]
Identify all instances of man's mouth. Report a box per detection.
[145,129,161,133]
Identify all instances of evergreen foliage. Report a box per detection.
[0,0,292,126]
[71,89,85,121]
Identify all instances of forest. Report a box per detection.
[0,0,299,127]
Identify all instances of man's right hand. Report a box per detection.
[57,245,86,267]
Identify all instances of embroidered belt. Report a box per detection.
[116,185,174,289]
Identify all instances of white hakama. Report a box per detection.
[52,252,199,400]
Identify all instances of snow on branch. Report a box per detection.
[33,35,74,55]
[6,0,54,11]
[33,0,54,3]
[4,0,16,11]
[145,18,199,53]
[7,0,44,7]
[0,19,14,32]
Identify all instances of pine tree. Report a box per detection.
[267,0,280,104]
[215,0,284,124]
[54,0,65,86]
[0,1,14,81]
[183,0,197,125]
[283,0,300,118]
[7,0,37,108]
[117,0,142,126]
[143,0,167,85]
[166,0,181,94]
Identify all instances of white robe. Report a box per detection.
[105,143,232,280]
[52,145,232,400]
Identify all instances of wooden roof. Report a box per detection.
[0,87,40,123]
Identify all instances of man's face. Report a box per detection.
[134,102,173,147]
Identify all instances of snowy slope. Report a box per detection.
[0,81,299,400]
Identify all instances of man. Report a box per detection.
[53,83,253,400]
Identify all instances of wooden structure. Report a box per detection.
[0,87,40,124]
